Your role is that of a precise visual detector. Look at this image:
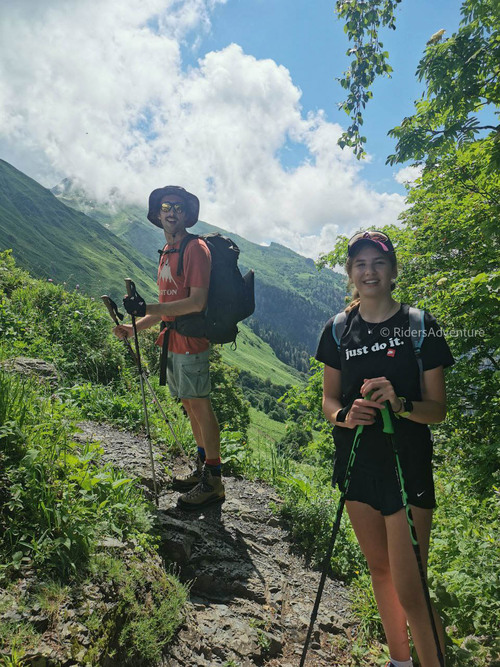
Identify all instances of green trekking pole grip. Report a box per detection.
[380,401,395,434]
[362,390,393,433]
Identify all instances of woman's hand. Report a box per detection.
[360,376,402,413]
[344,397,380,428]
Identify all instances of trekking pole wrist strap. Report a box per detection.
[335,406,350,423]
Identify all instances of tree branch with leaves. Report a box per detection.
[336,0,500,168]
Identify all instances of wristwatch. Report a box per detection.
[395,396,413,418]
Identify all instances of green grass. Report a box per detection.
[248,407,287,448]
[220,323,304,386]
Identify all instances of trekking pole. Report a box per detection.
[101,294,185,456]
[299,407,368,667]
[124,279,159,506]
[382,403,445,667]
[101,294,138,363]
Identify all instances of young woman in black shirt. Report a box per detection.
[316,231,454,667]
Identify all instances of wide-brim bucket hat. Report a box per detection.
[147,186,200,228]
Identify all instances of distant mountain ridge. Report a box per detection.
[0,161,158,301]
[54,179,346,371]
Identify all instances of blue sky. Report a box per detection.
[185,0,462,193]
[0,0,465,257]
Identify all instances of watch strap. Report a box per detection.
[395,396,412,418]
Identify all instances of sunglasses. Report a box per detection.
[347,230,394,256]
[160,201,185,214]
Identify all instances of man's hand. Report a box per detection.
[113,324,134,340]
[123,292,147,317]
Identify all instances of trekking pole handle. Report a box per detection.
[363,390,394,435]
[101,295,123,326]
[125,278,136,298]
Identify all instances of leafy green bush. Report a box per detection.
[277,471,365,582]
[0,250,30,297]
[220,430,251,476]
[349,572,384,641]
[8,281,125,383]
[0,371,154,581]
[89,554,187,665]
[277,422,313,461]
[430,467,499,649]
[61,382,144,430]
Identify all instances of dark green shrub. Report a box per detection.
[277,423,312,460]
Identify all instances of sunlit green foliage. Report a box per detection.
[0,250,126,384]
[388,0,500,168]
[0,371,153,580]
[336,0,500,167]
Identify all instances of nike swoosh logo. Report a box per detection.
[417,491,426,497]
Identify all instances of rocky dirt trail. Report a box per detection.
[75,421,358,666]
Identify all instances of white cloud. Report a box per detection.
[0,0,405,259]
[394,165,423,185]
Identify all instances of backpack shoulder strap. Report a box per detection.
[331,310,348,350]
[408,306,426,385]
[158,243,169,266]
[176,233,199,276]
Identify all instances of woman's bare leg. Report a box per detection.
[385,507,446,666]
[346,501,411,661]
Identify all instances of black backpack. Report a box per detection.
[160,232,255,345]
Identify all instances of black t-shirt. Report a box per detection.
[315,303,455,475]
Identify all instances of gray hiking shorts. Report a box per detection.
[166,349,211,399]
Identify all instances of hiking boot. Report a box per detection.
[171,456,203,491]
[177,465,225,511]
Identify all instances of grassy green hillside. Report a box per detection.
[220,322,304,386]
[0,161,158,301]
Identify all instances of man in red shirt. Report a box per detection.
[113,186,224,510]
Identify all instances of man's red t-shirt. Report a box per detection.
[156,237,211,354]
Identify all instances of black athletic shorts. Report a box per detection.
[337,458,436,516]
